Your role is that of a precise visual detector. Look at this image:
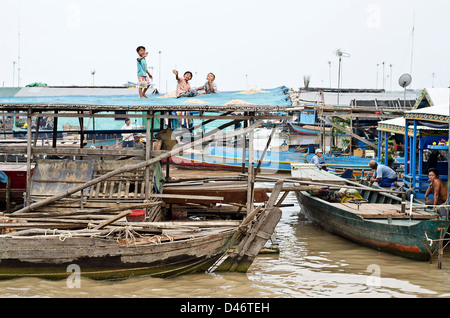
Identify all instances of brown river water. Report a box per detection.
[1,132,449,299]
[1,173,450,299]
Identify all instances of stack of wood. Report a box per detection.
[162,177,270,220]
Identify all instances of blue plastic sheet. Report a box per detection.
[0,86,291,107]
[0,171,8,184]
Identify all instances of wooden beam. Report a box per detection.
[13,120,263,214]
[0,146,168,157]
[319,117,378,149]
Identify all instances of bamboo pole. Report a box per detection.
[255,126,275,174]
[14,121,263,215]
[247,113,255,215]
[26,110,32,206]
[145,111,151,201]
[250,174,405,194]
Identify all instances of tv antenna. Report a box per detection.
[398,73,412,107]
[91,69,96,86]
[334,49,350,105]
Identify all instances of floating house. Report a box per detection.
[377,88,450,198]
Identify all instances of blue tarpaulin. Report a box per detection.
[0,171,8,184]
[0,86,291,107]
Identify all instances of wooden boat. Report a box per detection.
[291,164,450,261]
[289,122,332,136]
[0,163,34,204]
[0,98,291,280]
[0,217,279,280]
[172,145,373,176]
[0,157,282,280]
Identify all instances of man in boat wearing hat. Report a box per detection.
[310,149,328,170]
[368,160,400,188]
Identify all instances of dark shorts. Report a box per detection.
[123,140,134,148]
[378,177,397,187]
[177,91,198,98]
[425,198,446,206]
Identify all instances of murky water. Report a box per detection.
[1,188,449,298]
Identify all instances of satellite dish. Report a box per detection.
[399,73,412,88]
[91,69,96,76]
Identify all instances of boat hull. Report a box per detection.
[289,123,332,136]
[0,228,237,280]
[295,191,449,261]
[171,146,373,175]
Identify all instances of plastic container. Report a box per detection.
[126,209,146,222]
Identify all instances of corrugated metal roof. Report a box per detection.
[425,88,450,106]
[295,90,418,106]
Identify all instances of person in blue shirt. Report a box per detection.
[368,160,399,188]
[310,149,328,170]
[136,46,153,98]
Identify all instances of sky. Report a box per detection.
[1,0,449,93]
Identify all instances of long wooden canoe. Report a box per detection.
[292,165,450,261]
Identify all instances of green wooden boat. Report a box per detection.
[291,165,450,261]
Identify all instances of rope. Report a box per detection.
[59,231,74,242]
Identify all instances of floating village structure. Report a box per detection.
[377,88,450,198]
[0,85,449,278]
[0,87,299,279]
[288,87,418,154]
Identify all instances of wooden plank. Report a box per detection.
[290,165,347,185]
[93,210,132,230]
[333,203,436,219]
[319,117,378,149]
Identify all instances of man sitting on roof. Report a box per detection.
[368,160,399,188]
[310,149,328,170]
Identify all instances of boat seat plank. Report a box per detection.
[333,203,437,220]
[291,165,347,185]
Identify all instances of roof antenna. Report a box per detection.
[334,49,350,105]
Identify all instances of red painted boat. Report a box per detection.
[0,164,34,203]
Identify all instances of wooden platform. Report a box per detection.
[334,203,437,220]
[290,164,347,185]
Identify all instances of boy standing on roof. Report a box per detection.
[173,69,198,98]
[136,46,153,98]
[197,73,218,94]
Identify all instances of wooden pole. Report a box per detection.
[242,113,248,173]
[255,126,275,174]
[25,110,32,206]
[78,111,84,149]
[320,117,377,149]
[165,111,171,182]
[247,113,255,215]
[33,113,41,147]
[52,110,58,149]
[13,121,264,214]
[145,111,151,201]
[5,177,11,213]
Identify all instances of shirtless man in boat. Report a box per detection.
[424,168,448,208]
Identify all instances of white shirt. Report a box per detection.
[121,124,136,141]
